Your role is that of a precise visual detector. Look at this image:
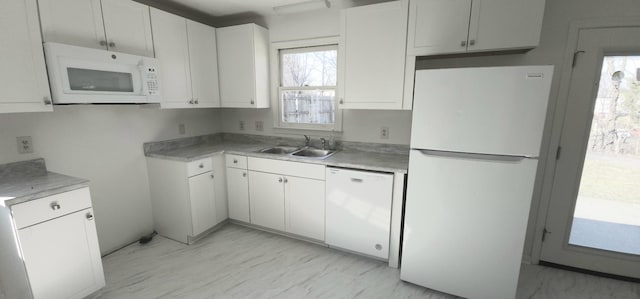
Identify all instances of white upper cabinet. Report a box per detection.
[467,0,546,52]
[338,0,410,110]
[407,0,471,56]
[0,0,52,113]
[187,20,221,108]
[217,24,270,108]
[100,0,154,57]
[151,8,220,108]
[38,0,105,50]
[38,0,154,56]
[150,8,191,106]
[407,0,545,56]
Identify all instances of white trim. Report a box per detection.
[530,17,640,265]
[270,36,343,131]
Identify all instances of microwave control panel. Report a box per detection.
[144,67,159,96]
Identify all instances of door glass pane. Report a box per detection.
[569,55,640,255]
[67,68,134,92]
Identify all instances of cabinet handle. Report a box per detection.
[233,159,238,164]
[350,178,363,183]
[339,98,344,104]
[189,99,194,104]
[108,41,116,48]
[469,39,476,46]
[283,178,288,183]
[43,96,52,105]
[194,99,199,104]
[199,164,204,168]
[99,40,107,46]
[460,40,467,47]
[278,177,283,183]
[50,202,61,210]
[242,172,247,177]
[250,100,255,105]
[210,174,215,179]
[86,212,94,220]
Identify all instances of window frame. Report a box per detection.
[270,37,343,131]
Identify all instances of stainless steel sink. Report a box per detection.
[257,146,300,155]
[290,148,336,159]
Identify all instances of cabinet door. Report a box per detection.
[0,0,52,113]
[212,155,228,225]
[18,208,104,299]
[226,167,250,222]
[467,0,545,52]
[150,8,192,106]
[407,0,472,56]
[217,24,256,108]
[101,0,154,57]
[188,172,216,236]
[339,0,408,110]
[186,20,221,108]
[285,176,325,241]
[38,0,106,50]
[248,171,285,231]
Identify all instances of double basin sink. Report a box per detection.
[256,146,336,160]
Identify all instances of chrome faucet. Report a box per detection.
[303,135,311,147]
[320,138,327,150]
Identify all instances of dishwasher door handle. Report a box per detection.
[350,178,363,183]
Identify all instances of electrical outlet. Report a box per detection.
[17,136,34,154]
[178,124,186,135]
[255,121,264,132]
[380,127,390,139]
[239,121,245,131]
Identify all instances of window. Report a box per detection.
[272,38,341,131]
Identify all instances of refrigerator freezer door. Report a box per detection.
[326,168,394,259]
[410,65,553,157]
[400,149,538,299]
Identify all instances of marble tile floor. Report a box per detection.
[88,224,640,299]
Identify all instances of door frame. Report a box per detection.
[531,17,640,264]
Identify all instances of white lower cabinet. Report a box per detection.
[285,176,325,241]
[247,157,325,241]
[0,187,104,299]
[248,171,285,231]
[226,154,250,222]
[146,156,226,244]
[188,171,217,236]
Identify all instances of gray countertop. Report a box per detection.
[145,139,409,174]
[0,159,89,207]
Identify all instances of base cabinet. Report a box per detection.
[146,156,225,244]
[248,171,285,231]
[284,176,325,241]
[0,187,104,299]
[247,157,326,241]
[226,155,250,222]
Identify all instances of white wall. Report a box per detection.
[219,3,414,145]
[0,106,221,254]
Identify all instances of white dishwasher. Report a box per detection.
[325,167,394,259]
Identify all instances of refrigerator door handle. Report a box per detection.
[414,149,537,162]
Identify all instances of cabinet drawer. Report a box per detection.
[187,158,212,177]
[248,157,325,180]
[12,187,92,229]
[226,154,247,169]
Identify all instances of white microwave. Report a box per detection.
[44,42,161,104]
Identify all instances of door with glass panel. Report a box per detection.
[541,26,640,279]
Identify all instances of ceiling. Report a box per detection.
[161,0,325,18]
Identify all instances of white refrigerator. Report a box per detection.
[400,66,554,299]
